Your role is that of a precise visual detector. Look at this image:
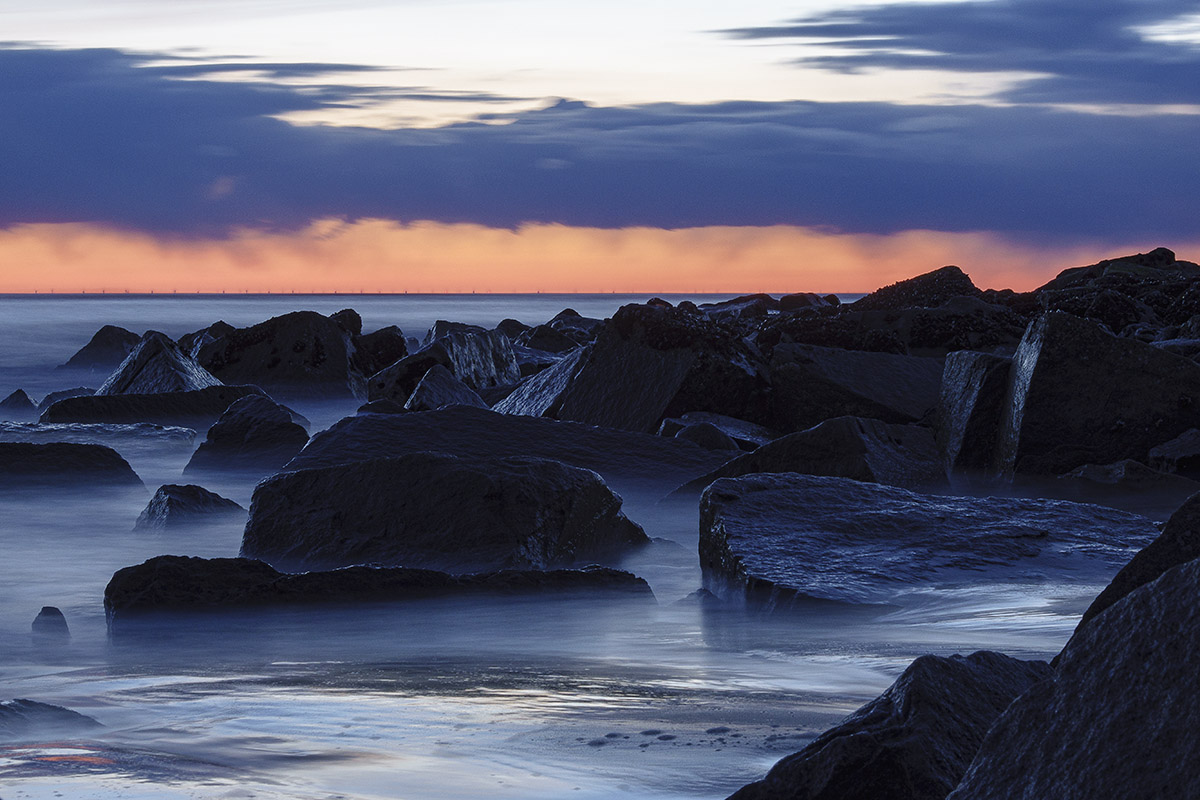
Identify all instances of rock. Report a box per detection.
[356,399,408,415]
[96,331,223,395]
[351,325,408,376]
[996,311,1200,475]
[493,346,590,418]
[198,311,366,400]
[0,421,195,452]
[286,406,730,501]
[0,442,142,490]
[134,484,245,530]
[367,330,520,404]
[329,308,362,336]
[769,343,943,432]
[516,324,579,353]
[1148,428,1200,477]
[1035,246,1197,294]
[699,474,1156,611]
[0,389,38,421]
[31,606,70,644]
[184,394,309,474]
[511,343,567,377]
[698,294,778,327]
[104,555,653,629]
[41,385,265,429]
[853,265,982,312]
[424,319,487,345]
[0,699,102,740]
[1049,460,1200,517]
[58,324,140,371]
[402,364,489,411]
[495,318,531,339]
[547,308,604,344]
[675,417,942,497]
[674,422,740,451]
[177,320,235,359]
[35,386,94,413]
[241,452,650,572]
[936,351,1012,477]
[778,293,834,312]
[729,651,1052,800]
[657,412,778,451]
[1150,338,1200,362]
[947,556,1200,800]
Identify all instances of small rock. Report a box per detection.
[31,606,70,644]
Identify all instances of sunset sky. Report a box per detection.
[2,0,1199,292]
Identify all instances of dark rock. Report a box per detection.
[754,307,908,355]
[367,330,520,404]
[511,343,567,377]
[1040,287,1157,334]
[356,399,408,415]
[1050,460,1200,516]
[184,394,309,474]
[0,421,195,452]
[698,294,778,326]
[96,331,223,395]
[31,606,70,644]
[853,265,981,312]
[778,293,833,312]
[35,386,94,413]
[948,556,1200,800]
[699,473,1156,610]
[242,452,649,572]
[42,385,265,429]
[0,389,37,421]
[329,308,362,336]
[769,343,943,432]
[1147,428,1200,477]
[730,651,1051,800]
[516,324,580,353]
[58,324,140,371]
[492,346,591,419]
[548,308,605,344]
[1034,246,1196,294]
[996,311,1200,475]
[403,364,489,411]
[0,699,102,740]
[351,325,408,376]
[134,484,245,530]
[674,422,740,451]
[198,311,365,400]
[177,320,235,359]
[937,351,1012,476]
[658,412,778,451]
[1150,338,1200,362]
[424,320,487,345]
[0,442,142,490]
[104,555,653,627]
[495,318,531,339]
[675,416,942,497]
[284,406,728,504]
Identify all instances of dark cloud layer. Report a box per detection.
[1,45,1198,241]
[727,0,1200,106]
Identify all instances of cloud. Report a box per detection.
[1,45,1199,241]
[726,0,1200,106]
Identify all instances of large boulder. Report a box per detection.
[134,484,245,530]
[241,452,649,572]
[96,331,223,395]
[0,442,142,490]
[0,699,102,740]
[403,364,489,411]
[283,406,729,501]
[947,557,1200,799]
[41,385,265,429]
[351,325,409,377]
[0,389,38,421]
[699,474,1156,611]
[768,343,943,433]
[58,324,140,371]
[367,330,520,404]
[995,311,1200,475]
[853,265,982,312]
[176,320,235,360]
[936,351,1012,476]
[104,556,653,630]
[729,651,1052,800]
[184,394,309,474]
[198,311,366,400]
[674,416,942,497]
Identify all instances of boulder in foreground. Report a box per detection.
[729,651,1051,800]
[242,452,649,572]
[0,442,142,490]
[134,484,245,530]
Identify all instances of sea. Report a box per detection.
[0,294,1117,799]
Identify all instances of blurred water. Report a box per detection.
[0,294,1098,799]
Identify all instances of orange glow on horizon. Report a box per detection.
[0,220,1187,295]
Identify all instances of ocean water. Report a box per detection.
[0,294,1117,798]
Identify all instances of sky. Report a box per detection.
[2,0,1199,292]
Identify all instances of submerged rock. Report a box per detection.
[58,324,140,371]
[402,364,489,411]
[96,331,223,395]
[0,389,38,421]
[0,699,102,740]
[41,384,265,429]
[699,474,1156,611]
[184,394,309,474]
[729,651,1051,800]
[242,452,649,572]
[0,442,142,490]
[134,484,245,530]
[31,607,70,644]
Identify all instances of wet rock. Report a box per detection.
[41,385,265,429]
[699,473,1156,611]
[424,319,487,345]
[495,318,531,339]
[184,395,309,474]
[516,324,579,353]
[674,422,740,451]
[198,311,366,400]
[58,324,140,371]
[177,320,235,360]
[350,325,409,376]
[0,699,102,740]
[492,346,590,419]
[35,386,94,414]
[134,484,245,530]
[936,351,1012,476]
[657,412,778,451]
[31,606,70,644]
[769,343,943,432]
[104,555,653,627]
[853,265,982,312]
[996,311,1200,475]
[1147,428,1200,477]
[96,331,223,395]
[0,389,38,421]
[367,330,520,404]
[0,442,142,490]
[242,452,649,572]
[402,364,489,411]
[329,308,362,336]
[676,417,942,497]
[730,651,1051,800]
[948,556,1200,799]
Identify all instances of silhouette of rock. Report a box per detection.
[134,484,245,530]
[329,308,362,336]
[351,325,408,376]
[96,331,222,395]
[700,474,1155,611]
[31,606,70,644]
[242,452,649,572]
[0,699,101,740]
[495,318,531,339]
[0,442,142,490]
[184,394,309,474]
[42,385,265,429]
[778,292,836,312]
[58,324,140,371]
[368,330,520,404]
[0,389,38,421]
[402,364,488,411]
[853,266,982,312]
[729,651,1051,800]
